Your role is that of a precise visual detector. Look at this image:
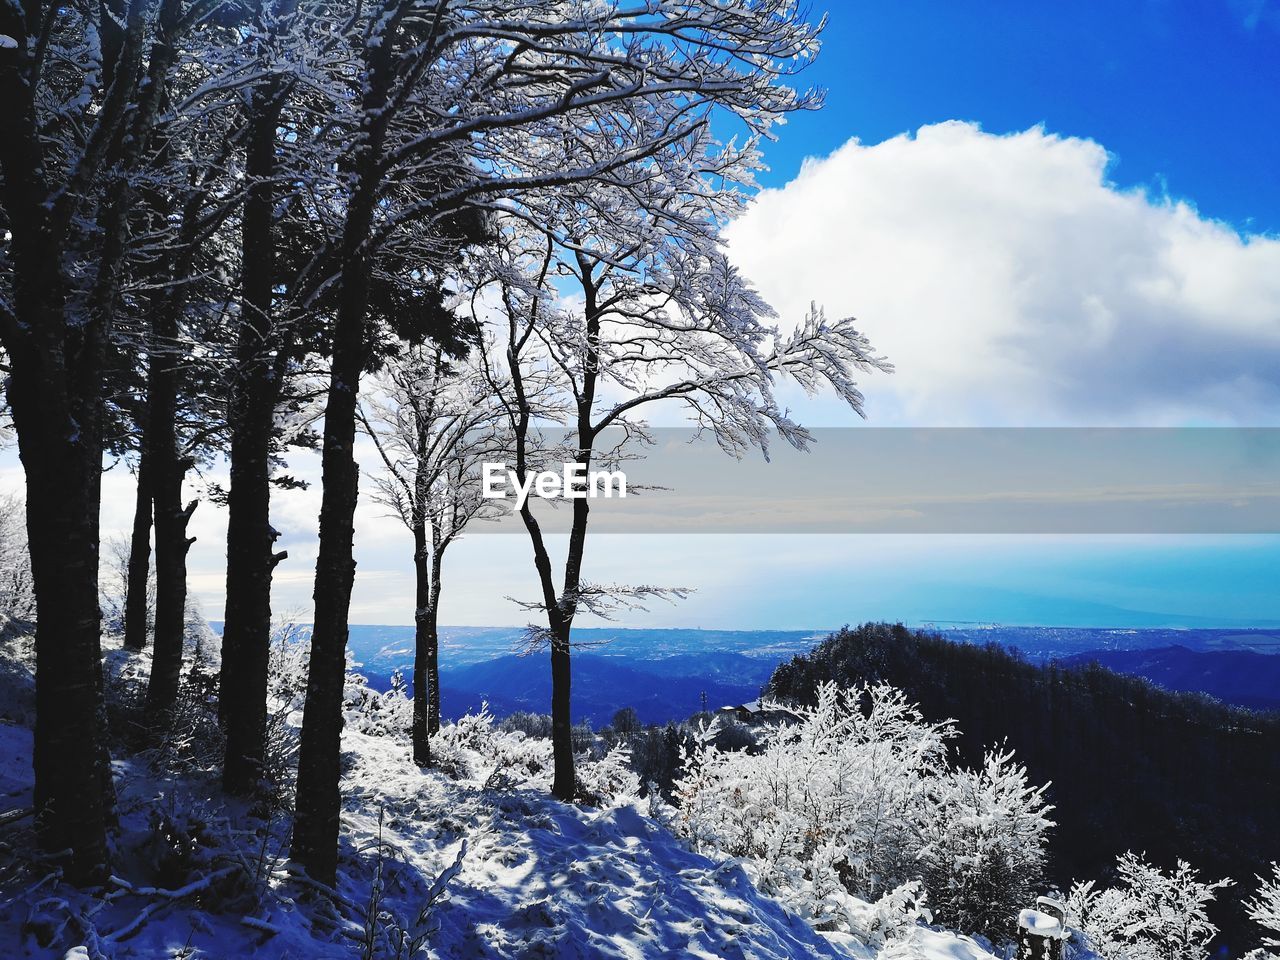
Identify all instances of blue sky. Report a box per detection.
[5,2,1280,630]
[696,2,1280,628]
[764,1,1280,233]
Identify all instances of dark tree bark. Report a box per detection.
[123,446,153,651]
[427,542,443,736]
[410,516,444,766]
[221,74,287,795]
[5,344,112,883]
[144,308,196,719]
[0,1,130,882]
[410,516,432,765]
[291,3,401,884]
[290,295,364,882]
[2,0,235,882]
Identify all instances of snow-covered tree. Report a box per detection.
[1246,864,1280,959]
[0,0,247,879]
[673,682,1050,941]
[359,346,506,765]
[478,171,889,799]
[1066,853,1232,960]
[915,748,1053,936]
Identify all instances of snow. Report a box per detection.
[880,928,998,959]
[0,719,32,798]
[0,34,18,50]
[323,723,857,960]
[432,792,851,959]
[1018,908,1066,939]
[0,716,850,959]
[0,636,1062,959]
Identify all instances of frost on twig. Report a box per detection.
[510,583,695,656]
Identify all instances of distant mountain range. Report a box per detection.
[1060,645,1280,712]
[438,652,776,726]
[208,622,1280,723]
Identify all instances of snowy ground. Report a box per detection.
[0,635,1005,960]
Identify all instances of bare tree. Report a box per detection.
[479,199,889,798]
[359,346,504,765]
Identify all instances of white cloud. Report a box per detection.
[727,121,1280,426]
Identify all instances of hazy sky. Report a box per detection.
[4,2,1279,629]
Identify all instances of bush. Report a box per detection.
[575,744,640,806]
[630,723,685,799]
[500,711,553,739]
[916,748,1051,937]
[1066,853,1230,960]
[674,682,1054,942]
[1246,864,1280,959]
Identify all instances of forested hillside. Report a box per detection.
[1061,645,1280,712]
[765,623,1280,952]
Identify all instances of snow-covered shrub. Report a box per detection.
[431,707,499,779]
[500,711,554,739]
[367,838,467,960]
[1066,852,1231,960]
[1245,864,1280,960]
[265,620,311,719]
[576,743,641,806]
[0,622,35,723]
[674,681,1054,942]
[916,747,1053,937]
[430,705,554,785]
[256,620,312,794]
[848,881,933,949]
[345,671,414,741]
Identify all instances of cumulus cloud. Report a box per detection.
[726,121,1280,426]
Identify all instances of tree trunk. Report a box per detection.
[144,323,195,720]
[291,0,400,885]
[15,384,112,884]
[506,327,580,801]
[290,299,363,882]
[0,0,186,882]
[547,265,603,801]
[427,545,443,737]
[410,517,431,765]
[551,479,591,801]
[123,446,153,651]
[0,58,111,884]
[221,77,286,795]
[513,504,575,800]
[550,623,574,798]
[219,369,281,790]
[0,186,111,889]
[410,523,443,766]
